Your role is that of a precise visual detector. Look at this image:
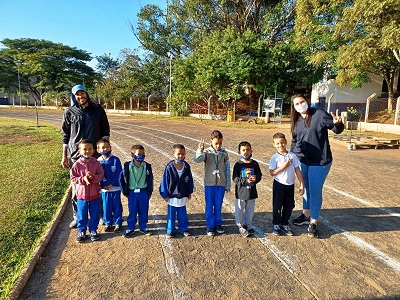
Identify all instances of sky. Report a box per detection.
[0,0,166,68]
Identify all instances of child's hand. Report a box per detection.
[103,184,112,190]
[164,197,169,203]
[198,138,205,152]
[86,171,94,180]
[83,175,91,185]
[298,186,304,196]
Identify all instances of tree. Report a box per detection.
[0,38,96,104]
[295,0,400,110]
[95,53,122,77]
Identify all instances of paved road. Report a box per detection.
[1,108,400,299]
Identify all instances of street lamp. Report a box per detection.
[167,51,173,112]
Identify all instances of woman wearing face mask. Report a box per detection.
[289,94,344,237]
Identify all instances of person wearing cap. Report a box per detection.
[61,84,110,229]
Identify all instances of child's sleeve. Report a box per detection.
[92,162,105,184]
[232,163,246,186]
[224,154,231,191]
[110,157,123,187]
[146,163,154,198]
[70,165,84,185]
[193,150,206,163]
[159,165,170,199]
[255,162,262,184]
[119,162,128,196]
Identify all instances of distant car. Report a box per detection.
[246,111,258,116]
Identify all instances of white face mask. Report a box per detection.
[295,102,308,113]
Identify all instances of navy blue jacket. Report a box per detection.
[119,161,154,198]
[159,161,194,199]
[290,107,344,166]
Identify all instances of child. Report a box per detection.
[159,144,194,238]
[193,130,230,236]
[232,141,262,237]
[70,139,104,243]
[119,144,154,238]
[269,133,304,236]
[97,138,123,233]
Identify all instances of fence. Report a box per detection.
[329,96,400,126]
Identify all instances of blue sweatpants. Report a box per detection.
[127,189,149,231]
[102,191,123,226]
[166,205,189,234]
[301,162,332,220]
[77,198,101,233]
[204,186,225,229]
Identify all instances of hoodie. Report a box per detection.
[70,156,104,200]
[61,86,110,160]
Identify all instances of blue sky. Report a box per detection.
[0,0,166,68]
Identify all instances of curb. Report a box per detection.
[7,185,72,300]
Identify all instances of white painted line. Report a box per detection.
[322,217,400,271]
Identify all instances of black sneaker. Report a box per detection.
[247,226,255,235]
[140,229,152,236]
[293,214,310,226]
[104,225,113,232]
[166,232,175,238]
[90,231,99,241]
[114,225,122,233]
[76,231,86,243]
[308,224,318,238]
[216,225,224,234]
[182,231,191,237]
[122,229,135,238]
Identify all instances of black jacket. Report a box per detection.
[62,101,110,160]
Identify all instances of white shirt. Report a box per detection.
[269,151,300,185]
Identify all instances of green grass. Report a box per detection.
[0,117,70,299]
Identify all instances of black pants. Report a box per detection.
[272,180,295,226]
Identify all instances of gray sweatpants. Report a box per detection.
[235,198,255,227]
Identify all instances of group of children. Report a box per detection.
[70,130,304,243]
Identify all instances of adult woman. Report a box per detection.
[289,94,344,237]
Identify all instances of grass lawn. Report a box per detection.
[0,117,70,299]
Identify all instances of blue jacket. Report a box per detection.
[98,154,122,189]
[119,161,153,198]
[159,161,194,199]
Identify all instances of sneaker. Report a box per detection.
[166,232,175,238]
[114,225,122,233]
[207,228,215,236]
[239,226,249,237]
[104,225,113,232]
[281,225,294,236]
[247,226,255,235]
[293,214,310,226]
[308,223,318,238]
[272,225,281,236]
[90,231,99,241]
[182,231,191,237]
[76,231,85,243]
[216,225,224,234]
[99,218,105,226]
[69,219,77,229]
[140,229,152,236]
[122,229,135,238]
